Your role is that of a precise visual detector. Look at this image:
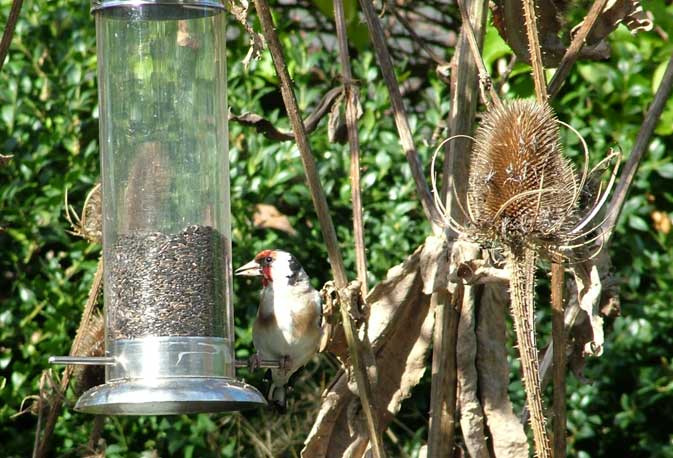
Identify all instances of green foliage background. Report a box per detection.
[1,0,672,456]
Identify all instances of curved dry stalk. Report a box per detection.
[431,134,476,232]
[557,120,590,217]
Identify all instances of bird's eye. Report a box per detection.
[265,256,273,263]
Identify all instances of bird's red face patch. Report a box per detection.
[255,250,276,286]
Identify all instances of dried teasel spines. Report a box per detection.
[467,100,577,248]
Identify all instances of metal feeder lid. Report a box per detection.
[91,0,225,10]
[91,0,225,19]
[75,377,267,415]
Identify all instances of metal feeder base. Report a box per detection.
[75,377,266,415]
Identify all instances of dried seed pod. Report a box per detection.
[463,100,585,458]
[467,100,578,251]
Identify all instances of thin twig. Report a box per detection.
[547,0,609,99]
[454,0,502,110]
[495,54,518,96]
[600,51,673,243]
[522,0,548,102]
[340,282,384,458]
[32,371,48,458]
[34,259,104,458]
[252,0,348,287]
[229,86,344,142]
[252,2,384,456]
[333,0,368,297]
[0,0,23,74]
[551,261,566,457]
[87,415,106,453]
[389,6,450,68]
[357,0,443,233]
[543,9,607,447]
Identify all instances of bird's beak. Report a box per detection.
[235,259,263,277]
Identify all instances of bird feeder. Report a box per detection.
[49,0,266,415]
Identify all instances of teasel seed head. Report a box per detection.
[467,100,578,253]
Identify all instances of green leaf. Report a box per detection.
[483,25,511,69]
[628,215,649,232]
[656,163,673,179]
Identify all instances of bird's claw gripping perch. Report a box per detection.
[279,355,291,377]
[248,353,261,372]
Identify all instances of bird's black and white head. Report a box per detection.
[235,250,309,288]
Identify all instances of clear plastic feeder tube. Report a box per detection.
[70,0,265,414]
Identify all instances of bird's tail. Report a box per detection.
[267,382,287,413]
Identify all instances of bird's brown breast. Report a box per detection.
[255,310,277,329]
[289,298,320,340]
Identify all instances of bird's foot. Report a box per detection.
[279,355,291,377]
[248,353,262,372]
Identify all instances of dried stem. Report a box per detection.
[454,0,502,110]
[430,0,487,453]
[0,0,23,74]
[542,5,611,451]
[551,261,566,457]
[521,0,548,102]
[34,258,104,458]
[509,248,551,458]
[87,415,106,453]
[600,51,673,243]
[252,1,383,456]
[333,0,368,297]
[519,2,553,455]
[252,0,348,287]
[547,0,609,99]
[443,0,493,223]
[357,0,443,233]
[389,6,450,68]
[427,287,461,458]
[229,86,344,142]
[32,371,48,458]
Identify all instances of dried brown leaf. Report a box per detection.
[454,242,489,458]
[576,0,653,45]
[570,260,604,357]
[253,204,297,236]
[303,239,442,458]
[490,0,613,66]
[477,284,530,457]
[226,0,265,69]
